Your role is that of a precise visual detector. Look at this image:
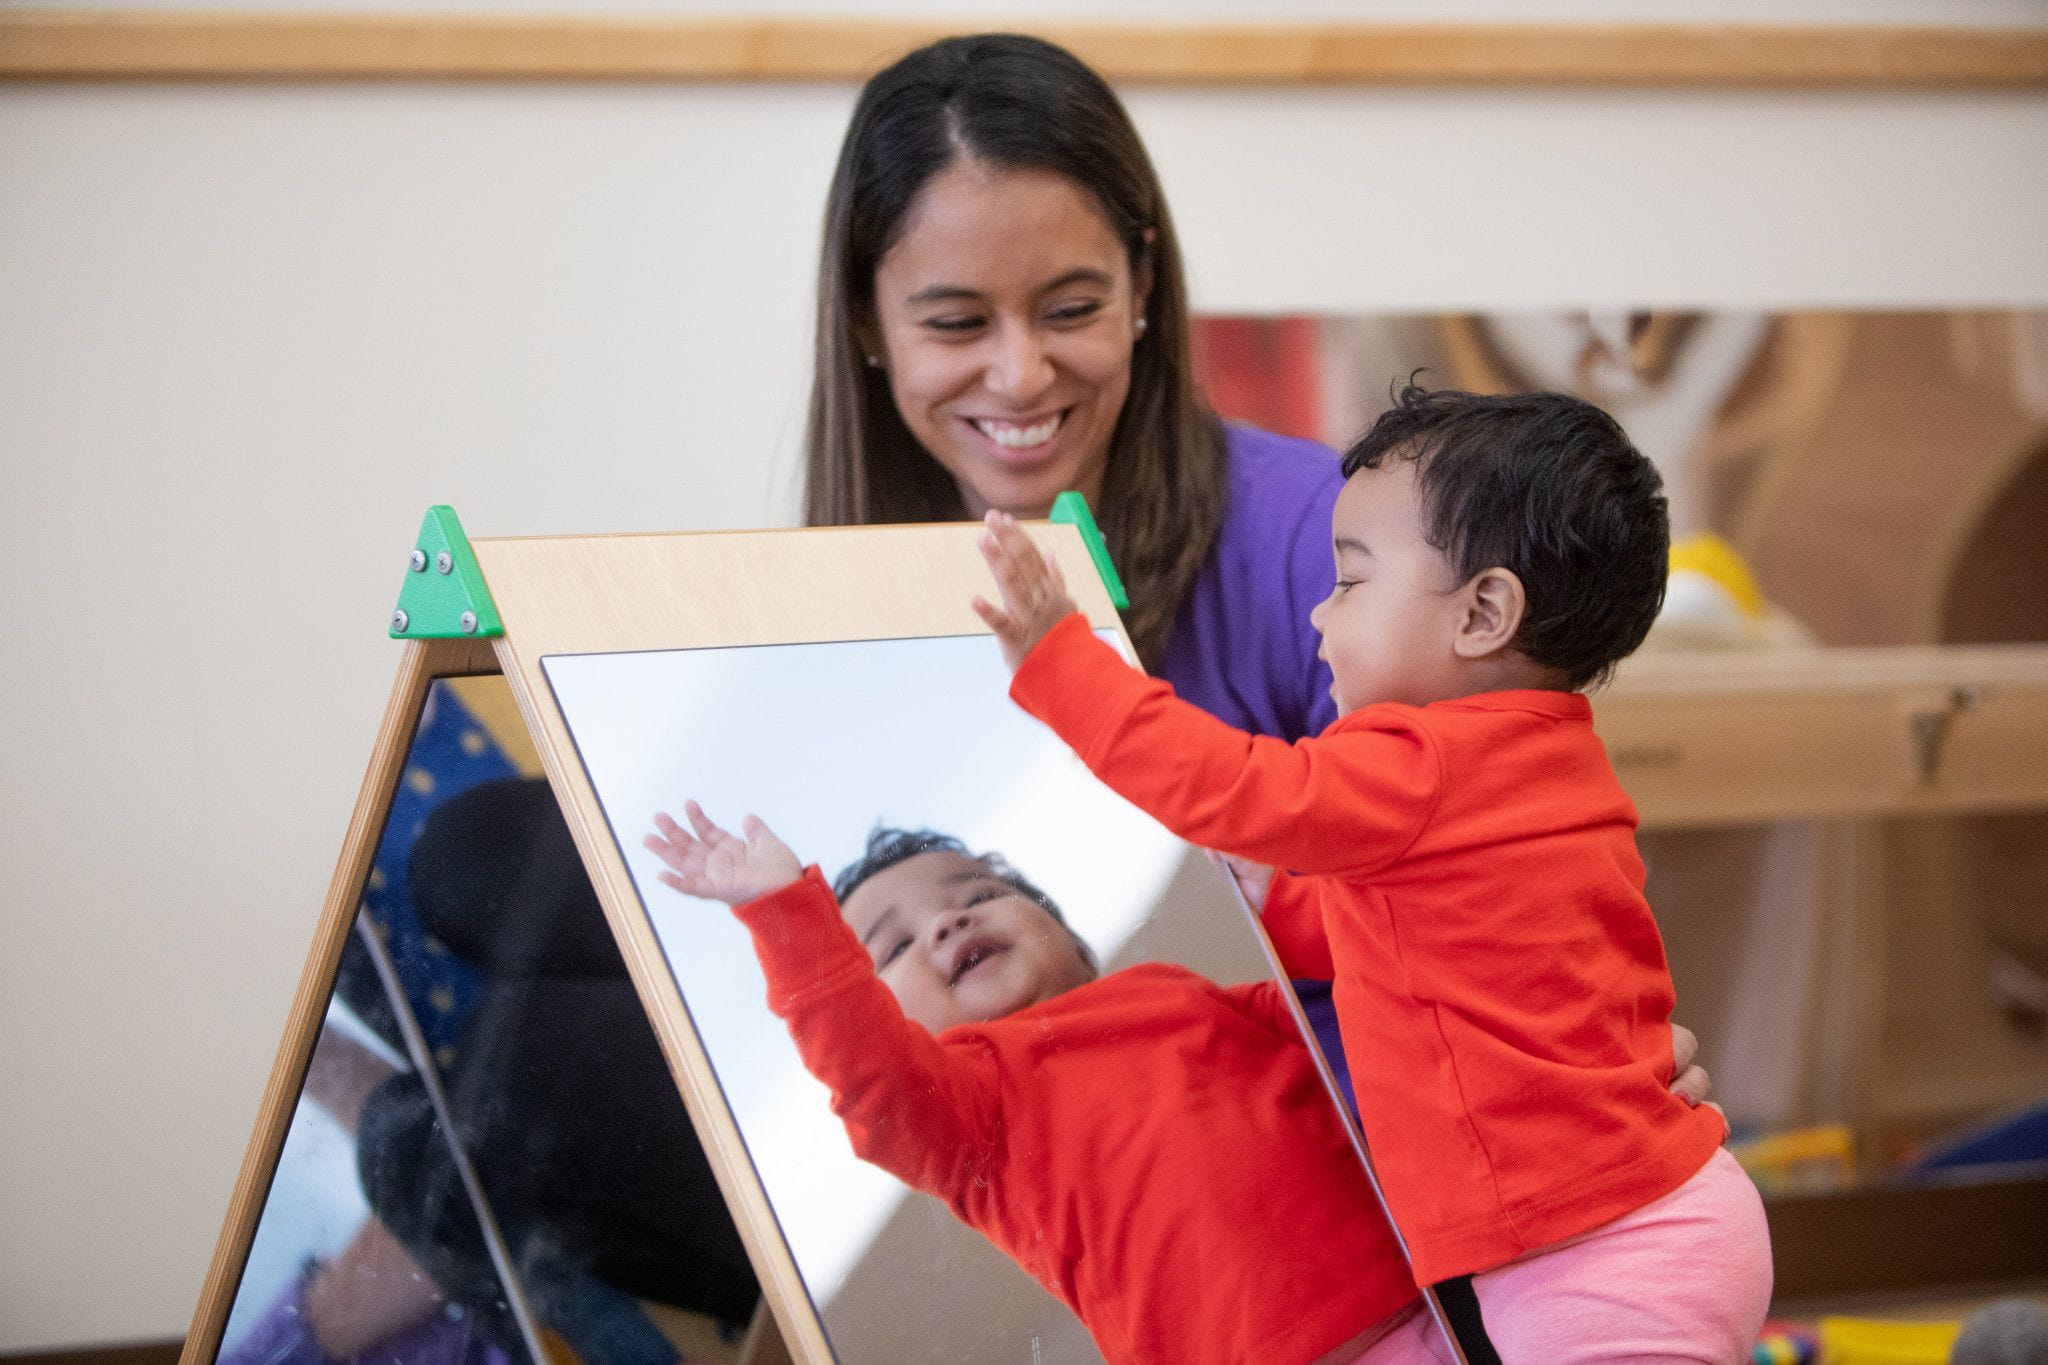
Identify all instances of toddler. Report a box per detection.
[973,384,1773,1363]
[643,808,1423,1365]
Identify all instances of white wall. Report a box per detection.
[3,6,2048,1349]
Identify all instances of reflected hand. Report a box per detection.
[644,801,802,907]
[972,510,1079,672]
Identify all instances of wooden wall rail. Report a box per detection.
[3,12,2046,86]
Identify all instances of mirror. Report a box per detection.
[544,630,1391,1363]
[211,675,758,1363]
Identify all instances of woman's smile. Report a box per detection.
[969,410,1066,453]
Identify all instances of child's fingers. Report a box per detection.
[1671,1062,1711,1107]
[1040,546,1067,592]
[970,594,1014,635]
[644,826,704,871]
[980,512,1044,599]
[977,525,1020,602]
[1005,527,1052,600]
[656,869,688,893]
[684,799,728,845]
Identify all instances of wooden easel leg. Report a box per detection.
[736,1300,794,1365]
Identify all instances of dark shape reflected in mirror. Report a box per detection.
[209,676,759,1363]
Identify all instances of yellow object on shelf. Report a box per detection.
[1818,1315,1960,1364]
[1669,531,1768,619]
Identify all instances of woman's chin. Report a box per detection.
[948,421,1100,514]
[961,470,1066,519]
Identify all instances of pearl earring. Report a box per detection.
[1135,318,1149,337]
[865,354,882,368]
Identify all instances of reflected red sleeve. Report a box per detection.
[732,868,999,1193]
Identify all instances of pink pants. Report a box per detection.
[1356,1149,1773,1365]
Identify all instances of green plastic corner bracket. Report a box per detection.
[1048,490,1128,611]
[389,505,503,640]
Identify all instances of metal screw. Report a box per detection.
[409,549,427,572]
[459,610,478,635]
[391,609,410,633]
[436,551,454,575]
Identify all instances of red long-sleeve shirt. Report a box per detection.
[1011,613,1725,1283]
[735,867,1419,1365]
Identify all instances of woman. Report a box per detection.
[803,32,1344,744]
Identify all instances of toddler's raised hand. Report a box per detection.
[972,510,1079,672]
[644,801,802,907]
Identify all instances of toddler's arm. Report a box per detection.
[975,514,1440,879]
[644,808,1000,1193]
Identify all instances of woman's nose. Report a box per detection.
[986,324,1054,401]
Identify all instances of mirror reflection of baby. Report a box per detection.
[643,805,1423,1365]
[972,384,1773,1363]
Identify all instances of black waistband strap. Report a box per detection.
[1430,1275,1502,1365]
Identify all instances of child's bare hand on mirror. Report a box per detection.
[644,801,802,906]
[972,510,1078,672]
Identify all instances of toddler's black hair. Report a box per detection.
[1342,384,1669,690]
[833,826,1096,969]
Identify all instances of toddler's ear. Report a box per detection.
[1452,567,1526,660]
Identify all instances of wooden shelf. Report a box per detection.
[1597,643,2048,830]
[3,14,2045,87]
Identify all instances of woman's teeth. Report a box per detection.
[974,414,1062,449]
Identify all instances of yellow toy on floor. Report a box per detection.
[1817,1315,1960,1364]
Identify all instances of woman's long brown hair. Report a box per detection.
[801,33,1227,669]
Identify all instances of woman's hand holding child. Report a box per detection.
[1208,851,1275,910]
[972,511,1080,672]
[644,802,801,907]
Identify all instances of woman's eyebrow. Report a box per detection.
[905,283,984,306]
[1038,266,1113,294]
[904,267,1114,307]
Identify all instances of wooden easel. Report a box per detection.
[179,508,1185,1364]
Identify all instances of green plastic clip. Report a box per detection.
[1049,491,1128,611]
[389,505,503,640]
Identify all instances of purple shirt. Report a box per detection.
[1155,424,1355,1112]
[1158,423,1343,744]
